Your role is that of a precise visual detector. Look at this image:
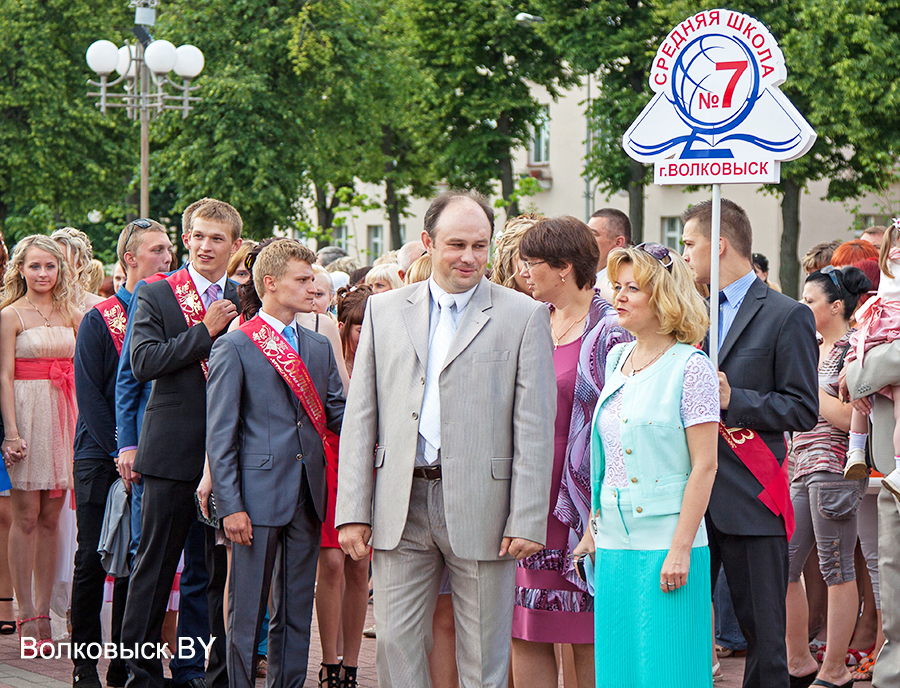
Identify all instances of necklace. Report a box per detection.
[25,296,53,327]
[551,310,588,349]
[626,340,675,376]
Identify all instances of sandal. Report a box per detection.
[851,650,875,681]
[713,662,724,682]
[845,642,875,667]
[341,665,358,688]
[0,597,15,635]
[318,662,342,688]
[16,615,53,655]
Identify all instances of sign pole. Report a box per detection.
[709,184,722,370]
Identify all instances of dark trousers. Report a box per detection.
[168,520,209,683]
[206,527,228,688]
[708,516,789,688]
[227,478,320,688]
[71,459,129,671]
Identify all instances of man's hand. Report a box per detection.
[499,537,543,560]
[852,395,873,416]
[338,523,372,561]
[203,299,238,338]
[223,511,253,546]
[718,371,731,410]
[116,449,141,492]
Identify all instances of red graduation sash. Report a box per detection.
[166,269,210,379]
[239,316,328,445]
[719,423,795,540]
[95,296,127,356]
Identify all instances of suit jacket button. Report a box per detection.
[625,448,632,455]
[296,454,303,461]
[636,507,643,513]
[297,420,302,428]
[412,412,419,420]
[631,477,638,483]
[420,377,425,384]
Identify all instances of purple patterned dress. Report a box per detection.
[512,291,632,644]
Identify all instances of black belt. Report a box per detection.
[412,465,442,480]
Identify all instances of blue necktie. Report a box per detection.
[282,325,298,353]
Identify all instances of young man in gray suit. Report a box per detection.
[206,240,345,688]
[336,190,556,687]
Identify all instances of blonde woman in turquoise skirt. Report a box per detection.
[573,243,719,688]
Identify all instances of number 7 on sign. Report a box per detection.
[716,61,748,108]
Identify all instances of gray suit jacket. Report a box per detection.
[206,321,345,527]
[845,341,900,474]
[335,278,556,560]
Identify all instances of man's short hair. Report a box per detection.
[423,190,494,241]
[801,240,842,273]
[863,225,887,238]
[317,246,348,267]
[253,239,316,297]
[681,198,752,259]
[181,197,210,235]
[190,199,242,242]
[116,219,168,264]
[590,208,632,246]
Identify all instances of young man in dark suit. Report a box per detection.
[206,240,345,688]
[682,199,819,688]
[120,199,242,688]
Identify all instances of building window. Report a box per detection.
[530,105,550,165]
[855,214,890,237]
[662,217,683,250]
[367,224,383,263]
[331,223,348,252]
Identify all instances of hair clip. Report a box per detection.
[892,217,900,231]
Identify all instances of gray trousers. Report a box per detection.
[875,488,900,687]
[372,477,516,688]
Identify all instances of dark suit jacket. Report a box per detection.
[130,274,239,482]
[707,277,818,536]
[206,323,344,527]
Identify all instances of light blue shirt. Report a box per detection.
[719,270,758,343]
[258,309,298,350]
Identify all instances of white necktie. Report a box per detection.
[419,293,457,464]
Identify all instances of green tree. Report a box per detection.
[398,0,579,220]
[664,0,900,296]
[0,0,135,245]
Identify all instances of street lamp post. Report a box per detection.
[85,0,204,217]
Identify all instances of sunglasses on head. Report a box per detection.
[820,264,843,290]
[122,218,153,253]
[636,242,673,272]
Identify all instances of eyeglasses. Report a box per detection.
[521,260,546,271]
[820,265,843,290]
[636,242,673,272]
[122,218,153,254]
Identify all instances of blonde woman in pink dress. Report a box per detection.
[0,235,81,650]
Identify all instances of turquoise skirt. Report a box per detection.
[593,484,712,688]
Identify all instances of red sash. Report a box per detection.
[165,269,210,379]
[239,316,328,444]
[719,423,795,539]
[95,296,127,356]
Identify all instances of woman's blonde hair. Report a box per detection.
[227,240,258,278]
[607,246,709,345]
[87,259,105,295]
[1,235,79,326]
[51,226,94,291]
[491,214,539,291]
[404,254,432,284]
[365,263,403,290]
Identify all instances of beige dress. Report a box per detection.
[7,310,77,491]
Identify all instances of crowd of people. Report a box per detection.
[1,191,900,688]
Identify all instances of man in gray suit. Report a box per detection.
[336,190,556,687]
[843,345,900,687]
[206,240,345,688]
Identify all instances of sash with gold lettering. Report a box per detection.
[166,269,211,378]
[95,296,128,356]
[719,423,795,539]
[239,316,328,444]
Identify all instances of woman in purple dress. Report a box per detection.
[511,216,632,686]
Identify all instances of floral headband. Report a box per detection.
[892,217,900,231]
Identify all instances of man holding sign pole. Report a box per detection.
[682,199,818,688]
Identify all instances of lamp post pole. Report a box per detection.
[86,0,204,218]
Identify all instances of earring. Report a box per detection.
[561,275,566,283]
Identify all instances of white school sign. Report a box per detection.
[622,9,816,185]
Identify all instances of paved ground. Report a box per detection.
[0,604,870,688]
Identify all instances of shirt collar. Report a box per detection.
[427,276,478,312]
[116,286,132,308]
[721,270,757,307]
[187,262,227,299]
[258,309,296,333]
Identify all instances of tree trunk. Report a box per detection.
[315,182,334,236]
[498,111,518,219]
[382,125,402,249]
[628,160,644,244]
[779,178,802,299]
